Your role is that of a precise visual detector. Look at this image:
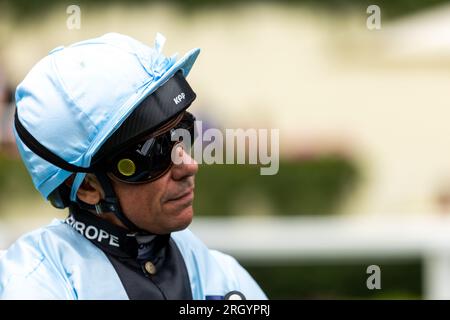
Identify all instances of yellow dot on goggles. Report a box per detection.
[117,158,136,176]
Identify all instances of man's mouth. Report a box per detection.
[167,187,195,203]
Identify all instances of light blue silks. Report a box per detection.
[0,220,267,300]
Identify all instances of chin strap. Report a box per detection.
[75,171,142,233]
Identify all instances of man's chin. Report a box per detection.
[168,205,194,232]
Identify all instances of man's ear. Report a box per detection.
[74,174,105,205]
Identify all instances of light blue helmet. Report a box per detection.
[14,33,200,208]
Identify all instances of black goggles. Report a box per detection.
[106,112,196,184]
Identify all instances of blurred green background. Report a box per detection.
[2,0,449,20]
[2,0,450,299]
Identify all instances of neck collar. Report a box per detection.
[65,206,170,261]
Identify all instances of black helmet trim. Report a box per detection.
[93,70,196,164]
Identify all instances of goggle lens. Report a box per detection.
[108,112,195,183]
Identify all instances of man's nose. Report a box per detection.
[171,144,198,181]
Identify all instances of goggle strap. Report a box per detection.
[14,110,94,173]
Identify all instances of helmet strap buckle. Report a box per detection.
[95,203,103,215]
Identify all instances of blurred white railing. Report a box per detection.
[189,215,450,300]
[3,215,450,299]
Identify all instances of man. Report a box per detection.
[0,33,267,300]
